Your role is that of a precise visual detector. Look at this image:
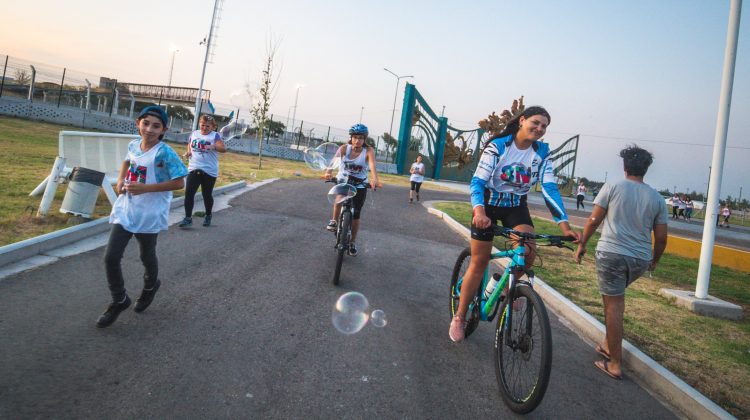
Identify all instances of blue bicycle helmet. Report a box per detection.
[349,123,369,137]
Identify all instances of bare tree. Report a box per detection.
[250,37,281,170]
[13,69,31,86]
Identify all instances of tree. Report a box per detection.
[382,132,398,155]
[166,105,194,121]
[13,69,31,86]
[250,37,281,170]
[266,119,286,138]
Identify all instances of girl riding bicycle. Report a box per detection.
[324,123,380,257]
[450,104,581,342]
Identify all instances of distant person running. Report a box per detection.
[409,155,425,203]
[685,196,694,220]
[670,193,681,219]
[677,195,687,220]
[575,145,667,380]
[576,181,587,210]
[720,204,732,228]
[97,106,188,328]
[179,114,227,228]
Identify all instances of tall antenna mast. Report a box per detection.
[192,0,224,130]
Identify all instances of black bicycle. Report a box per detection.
[325,177,368,286]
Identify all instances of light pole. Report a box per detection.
[290,85,303,138]
[384,68,413,140]
[359,106,364,123]
[167,48,179,88]
[192,0,222,131]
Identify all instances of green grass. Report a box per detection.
[0,115,426,246]
[434,201,750,419]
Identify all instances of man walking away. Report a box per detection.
[574,145,668,380]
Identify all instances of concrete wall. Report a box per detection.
[0,96,137,133]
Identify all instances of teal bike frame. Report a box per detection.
[475,245,528,322]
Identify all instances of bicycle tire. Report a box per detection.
[493,284,552,414]
[449,247,480,338]
[333,210,351,286]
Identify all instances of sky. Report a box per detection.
[1,0,748,198]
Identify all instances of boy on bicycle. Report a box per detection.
[324,124,380,257]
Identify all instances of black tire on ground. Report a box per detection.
[494,284,552,414]
[449,247,481,339]
[333,210,351,286]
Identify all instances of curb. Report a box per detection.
[423,200,734,420]
[0,180,249,269]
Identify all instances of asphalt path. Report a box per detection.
[0,179,675,419]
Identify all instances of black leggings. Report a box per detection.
[104,224,158,301]
[576,194,585,210]
[185,169,217,217]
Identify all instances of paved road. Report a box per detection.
[0,179,675,419]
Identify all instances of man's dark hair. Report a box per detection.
[620,144,653,176]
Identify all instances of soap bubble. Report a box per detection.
[332,292,369,335]
[304,142,341,171]
[219,121,248,141]
[370,309,387,327]
[327,183,357,205]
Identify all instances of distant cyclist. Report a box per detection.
[449,105,581,342]
[324,124,380,257]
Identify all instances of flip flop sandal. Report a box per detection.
[595,345,611,361]
[595,359,622,380]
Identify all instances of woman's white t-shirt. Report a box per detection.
[336,145,369,184]
[109,140,188,233]
[410,162,425,183]
[577,185,586,196]
[188,130,222,177]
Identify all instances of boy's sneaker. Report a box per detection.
[449,315,467,342]
[202,215,212,227]
[178,217,192,228]
[96,295,132,328]
[348,242,358,256]
[326,220,337,232]
[134,279,161,313]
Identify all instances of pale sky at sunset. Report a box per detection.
[1,0,748,198]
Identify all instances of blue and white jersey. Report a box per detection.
[470,135,568,224]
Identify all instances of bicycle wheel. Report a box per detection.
[494,284,552,414]
[332,210,351,286]
[449,247,480,338]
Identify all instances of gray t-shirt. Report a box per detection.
[594,179,668,261]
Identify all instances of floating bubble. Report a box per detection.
[332,292,369,335]
[219,121,249,141]
[370,309,387,327]
[327,183,357,205]
[303,142,341,171]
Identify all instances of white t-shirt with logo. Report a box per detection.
[410,162,425,183]
[110,140,188,233]
[188,130,222,177]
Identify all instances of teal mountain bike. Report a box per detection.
[449,226,574,414]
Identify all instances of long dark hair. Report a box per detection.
[483,106,551,148]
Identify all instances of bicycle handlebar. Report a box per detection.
[492,225,575,248]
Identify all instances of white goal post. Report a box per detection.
[31,131,139,216]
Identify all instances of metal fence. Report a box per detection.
[0,54,397,164]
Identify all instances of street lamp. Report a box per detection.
[167,47,179,88]
[384,68,413,140]
[359,106,364,123]
[290,84,304,140]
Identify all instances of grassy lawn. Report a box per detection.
[0,116,422,246]
[434,201,750,419]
